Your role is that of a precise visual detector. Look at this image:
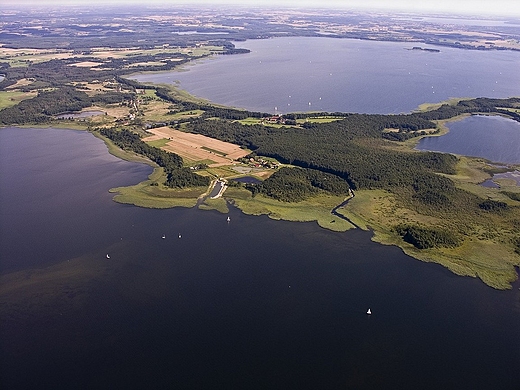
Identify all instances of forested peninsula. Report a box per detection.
[1,21,519,289]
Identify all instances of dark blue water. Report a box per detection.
[481,179,501,188]
[232,176,261,184]
[132,37,520,114]
[1,127,519,390]
[0,127,153,273]
[416,115,520,164]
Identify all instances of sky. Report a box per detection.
[4,0,520,18]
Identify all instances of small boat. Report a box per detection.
[162,235,166,239]
[178,233,182,239]
[227,216,230,222]
[106,254,110,259]
[367,309,372,315]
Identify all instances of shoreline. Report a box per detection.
[4,95,519,289]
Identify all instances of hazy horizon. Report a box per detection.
[3,0,520,18]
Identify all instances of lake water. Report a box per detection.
[1,127,519,389]
[131,37,520,114]
[232,176,262,184]
[416,115,520,164]
[55,110,106,119]
[493,170,520,185]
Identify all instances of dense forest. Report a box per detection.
[0,87,133,124]
[0,87,92,124]
[182,98,519,196]
[185,115,458,192]
[242,166,351,202]
[395,224,461,249]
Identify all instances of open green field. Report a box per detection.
[198,197,230,214]
[0,49,73,67]
[224,187,355,232]
[146,138,170,148]
[415,97,469,112]
[0,90,38,109]
[236,118,295,128]
[110,167,207,209]
[236,116,345,127]
[170,110,204,119]
[204,165,240,178]
[498,107,520,114]
[0,43,224,70]
[296,116,344,124]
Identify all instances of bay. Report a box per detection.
[416,115,520,164]
[131,37,520,114]
[1,127,519,389]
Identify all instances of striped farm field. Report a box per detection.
[143,127,250,166]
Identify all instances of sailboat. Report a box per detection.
[106,254,110,259]
[162,234,166,239]
[178,233,182,239]
[367,308,372,315]
[227,216,230,222]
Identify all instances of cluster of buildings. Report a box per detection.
[241,156,280,169]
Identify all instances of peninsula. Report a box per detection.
[1,6,519,290]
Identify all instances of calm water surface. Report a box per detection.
[416,115,520,164]
[132,37,520,114]
[56,110,105,119]
[1,127,519,390]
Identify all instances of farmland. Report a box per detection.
[143,127,250,166]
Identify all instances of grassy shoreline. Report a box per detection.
[5,97,519,289]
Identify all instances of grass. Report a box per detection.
[497,107,520,114]
[201,146,226,156]
[198,197,229,213]
[93,132,154,165]
[139,99,173,122]
[339,182,520,289]
[109,167,207,209]
[296,116,344,124]
[0,50,73,67]
[415,97,469,112]
[0,90,38,109]
[205,166,238,178]
[237,118,297,128]
[182,159,215,167]
[146,138,170,148]
[224,187,356,232]
[169,110,204,119]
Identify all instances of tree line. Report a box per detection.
[0,87,134,124]
[99,128,210,189]
[242,166,351,202]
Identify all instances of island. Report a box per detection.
[1,5,519,290]
[409,46,441,52]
